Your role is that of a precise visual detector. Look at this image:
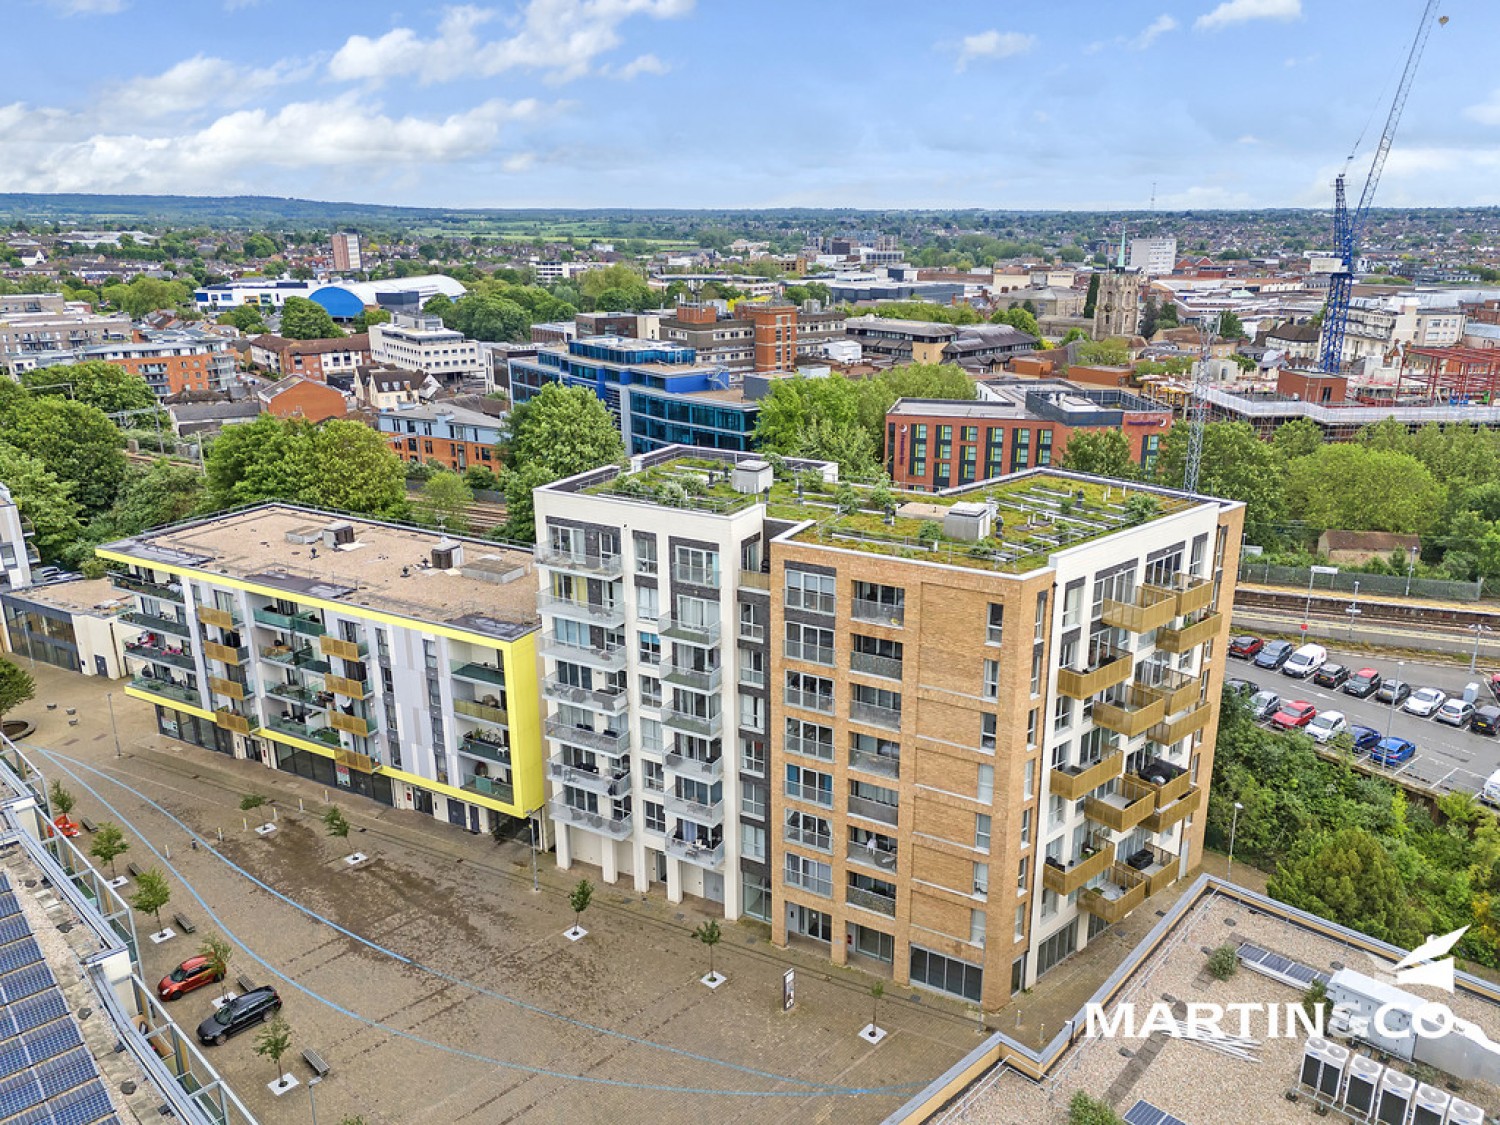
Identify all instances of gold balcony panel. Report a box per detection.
[1079,865,1148,924]
[1084,775,1156,833]
[1049,750,1123,800]
[207,676,244,701]
[1147,702,1212,747]
[1042,839,1116,896]
[1092,688,1167,738]
[197,606,236,629]
[1057,651,1133,700]
[1156,612,1222,654]
[1143,786,1202,833]
[1101,588,1177,633]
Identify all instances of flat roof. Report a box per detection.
[10,577,129,616]
[102,504,539,641]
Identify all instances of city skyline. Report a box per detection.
[4,0,1499,211]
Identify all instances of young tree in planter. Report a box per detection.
[89,822,129,877]
[254,1013,294,1089]
[130,869,171,934]
[567,878,593,938]
[199,933,232,983]
[322,806,350,837]
[693,918,723,982]
[869,980,885,1033]
[48,780,75,819]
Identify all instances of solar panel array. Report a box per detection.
[0,876,120,1125]
[1124,1100,1190,1125]
[1236,942,1332,989]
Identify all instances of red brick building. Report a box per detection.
[256,376,348,423]
[246,334,370,381]
[886,380,1172,490]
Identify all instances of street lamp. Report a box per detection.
[1469,623,1493,674]
[106,693,122,759]
[528,807,542,892]
[1405,546,1419,597]
[307,1075,322,1125]
[1346,580,1361,641]
[1305,565,1339,631]
[1227,801,1245,881]
[1386,659,1405,738]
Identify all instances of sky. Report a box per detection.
[3,0,1500,211]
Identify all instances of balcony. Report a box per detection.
[785,780,833,808]
[784,688,834,715]
[111,573,183,602]
[539,594,626,628]
[671,562,720,588]
[1084,775,1157,833]
[665,791,724,826]
[851,598,904,627]
[127,677,201,707]
[850,699,902,731]
[544,716,628,755]
[542,677,628,715]
[665,834,723,868]
[266,715,341,749]
[253,607,325,636]
[549,799,633,840]
[1049,748,1124,801]
[661,704,722,738]
[1079,865,1148,924]
[547,758,631,798]
[334,747,375,774]
[451,660,505,688]
[206,676,245,702]
[658,615,720,647]
[1101,586,1177,634]
[533,545,624,579]
[1140,671,1200,715]
[662,663,723,693]
[738,570,770,593]
[1057,649,1133,700]
[1142,785,1202,834]
[1042,835,1116,896]
[265,682,326,709]
[461,775,516,805]
[201,641,247,666]
[1125,844,1180,896]
[538,633,628,672]
[454,698,509,727]
[325,673,371,699]
[319,635,368,662]
[1146,702,1212,747]
[1092,687,1168,738]
[459,733,510,765]
[1155,612,1222,655]
[785,640,834,667]
[124,641,195,671]
[847,795,898,826]
[122,610,192,637]
[846,840,899,874]
[329,711,375,738]
[850,651,903,680]
[845,885,897,918]
[664,751,723,783]
[848,748,900,780]
[214,709,257,736]
[259,645,329,674]
[786,734,833,762]
[197,605,238,630]
[1159,574,1214,616]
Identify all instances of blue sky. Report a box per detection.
[4,0,1499,210]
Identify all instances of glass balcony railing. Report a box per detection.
[451,661,506,688]
[461,775,515,804]
[128,677,200,706]
[124,641,195,671]
[459,733,511,765]
[122,610,192,637]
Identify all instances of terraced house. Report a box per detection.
[537,448,1242,1009]
[97,505,545,835]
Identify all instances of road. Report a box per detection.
[1225,643,1500,798]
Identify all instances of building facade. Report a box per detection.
[376,402,504,473]
[508,335,735,419]
[368,314,486,384]
[331,232,364,273]
[97,506,546,835]
[0,310,133,374]
[0,577,132,678]
[0,484,37,592]
[79,331,238,397]
[1093,269,1143,339]
[621,384,760,456]
[256,376,348,423]
[1128,238,1178,276]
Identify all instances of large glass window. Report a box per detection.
[909,945,983,1003]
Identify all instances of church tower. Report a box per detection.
[1093,225,1143,339]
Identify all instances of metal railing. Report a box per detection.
[539,594,626,624]
[127,677,200,706]
[122,610,192,636]
[534,545,624,578]
[850,651,903,680]
[459,734,510,765]
[111,572,184,602]
[662,663,723,692]
[544,716,628,754]
[665,791,723,824]
[662,705,722,737]
[451,661,506,687]
[850,698,901,730]
[658,615,721,646]
[784,779,833,808]
[784,688,834,715]
[124,642,195,671]
[847,795,898,826]
[849,748,900,779]
[538,633,628,671]
[549,800,632,840]
[785,640,835,666]
[664,751,723,782]
[455,698,509,726]
[845,884,897,917]
[542,677,628,714]
[786,734,834,762]
[782,822,832,853]
[461,775,516,804]
[851,597,904,626]
[665,835,723,868]
[671,562,720,588]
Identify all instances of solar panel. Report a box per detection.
[0,938,44,974]
[0,888,23,918]
[0,964,58,1004]
[1124,1099,1191,1125]
[22,1021,83,1064]
[49,1083,118,1125]
[0,1068,45,1117]
[1237,943,1331,989]
[35,1049,99,1100]
[4,994,68,1038]
[0,917,35,946]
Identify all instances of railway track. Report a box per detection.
[1235,585,1500,632]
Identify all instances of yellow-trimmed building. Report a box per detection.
[98,504,544,835]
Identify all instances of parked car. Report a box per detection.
[1349,725,1381,755]
[1482,768,1500,809]
[1471,706,1500,736]
[1272,700,1318,730]
[1249,690,1281,723]
[1223,678,1254,698]
[1370,736,1417,767]
[1305,710,1349,744]
[1404,687,1448,718]
[196,986,281,1046]
[1435,698,1475,728]
[1313,663,1351,689]
[1254,640,1295,670]
[1281,644,1327,679]
[1229,636,1264,660]
[1375,679,1411,707]
[1344,668,1383,698]
[158,955,225,1001]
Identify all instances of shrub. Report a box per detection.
[1207,943,1239,980]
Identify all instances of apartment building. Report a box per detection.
[659,302,847,370]
[535,449,1242,1009]
[376,402,504,473]
[368,314,486,384]
[79,330,238,397]
[331,231,363,273]
[0,484,37,591]
[247,333,371,381]
[97,505,545,834]
[0,309,132,374]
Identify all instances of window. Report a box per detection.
[785,569,836,615]
[738,646,765,686]
[638,632,661,666]
[973,861,989,897]
[987,603,1004,645]
[1017,856,1029,894]
[743,823,766,861]
[784,809,832,852]
[741,780,767,818]
[643,801,666,833]
[785,621,835,665]
[786,671,834,714]
[636,584,660,621]
[852,581,905,625]
[977,764,994,803]
[740,736,766,775]
[909,946,983,1003]
[1030,648,1043,696]
[785,852,833,897]
[851,683,901,729]
[1014,904,1026,942]
[1062,581,1084,629]
[639,675,661,708]
[1035,591,1048,641]
[1026,709,1039,749]
[642,759,664,792]
[640,718,663,754]
[738,692,764,732]
[1054,696,1072,732]
[632,531,658,574]
[786,718,834,761]
[982,659,999,700]
[975,813,992,851]
[785,763,833,807]
[1020,807,1032,848]
[673,545,720,588]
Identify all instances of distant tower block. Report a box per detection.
[1093,269,1142,339]
[331,232,363,273]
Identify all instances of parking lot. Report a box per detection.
[1225,638,1500,798]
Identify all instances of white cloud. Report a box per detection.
[1237,134,1260,144]
[223,0,263,8]
[1465,89,1500,126]
[105,55,299,119]
[1127,14,1177,50]
[1195,0,1301,32]
[610,53,668,79]
[952,29,1035,71]
[329,0,693,87]
[48,0,127,12]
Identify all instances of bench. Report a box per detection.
[126,863,144,879]
[172,913,196,935]
[79,817,97,833]
[236,974,256,995]
[302,1049,329,1079]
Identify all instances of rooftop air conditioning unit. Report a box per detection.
[943,501,992,542]
[1342,1053,1383,1117]
[732,460,772,495]
[324,521,355,548]
[1445,1097,1484,1124]
[1376,1068,1415,1125]
[432,539,463,571]
[1411,1083,1450,1125]
[1301,1036,1349,1102]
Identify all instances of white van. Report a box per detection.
[1281,643,1327,679]
[1482,768,1500,810]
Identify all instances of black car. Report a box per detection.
[1343,668,1382,698]
[1313,663,1350,689]
[1473,705,1500,736]
[1253,640,1294,670]
[1375,679,1412,708]
[197,986,281,1045]
[1223,678,1254,698]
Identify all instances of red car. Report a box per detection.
[158,955,225,1001]
[1229,636,1264,660]
[1272,700,1318,730]
[47,815,81,839]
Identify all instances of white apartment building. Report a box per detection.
[1338,295,1466,367]
[0,310,133,375]
[1128,238,1178,276]
[368,314,486,384]
[0,484,37,591]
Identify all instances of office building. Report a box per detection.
[1128,237,1178,276]
[97,505,545,834]
[376,401,504,473]
[659,302,846,370]
[508,335,734,418]
[0,577,132,677]
[535,449,1243,1007]
[621,383,761,456]
[368,313,486,384]
[332,231,364,273]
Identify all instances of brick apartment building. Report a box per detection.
[660,302,847,370]
[256,376,348,423]
[376,402,504,473]
[247,334,371,382]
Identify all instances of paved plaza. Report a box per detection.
[13,665,988,1124]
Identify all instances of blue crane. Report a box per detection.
[1317,0,1445,375]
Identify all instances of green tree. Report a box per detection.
[306,421,408,517]
[1060,430,1136,479]
[991,306,1040,338]
[692,918,723,980]
[504,383,625,483]
[205,416,406,518]
[102,276,191,318]
[568,877,594,935]
[241,233,277,258]
[1068,1091,1124,1125]
[23,360,158,416]
[2,397,127,515]
[415,471,473,533]
[1284,444,1443,535]
[1218,310,1246,340]
[1268,827,1420,946]
[278,296,344,340]
[254,1013,293,1086]
[47,780,74,817]
[1083,274,1101,319]
[1075,339,1130,366]
[322,806,350,837]
[87,459,206,543]
[1155,421,1286,544]
[217,305,268,334]
[351,307,391,333]
[0,445,83,564]
[88,823,129,878]
[869,301,980,326]
[1060,327,1089,346]
[1207,943,1239,980]
[129,868,172,932]
[198,933,232,981]
[1271,417,1324,461]
[0,660,35,720]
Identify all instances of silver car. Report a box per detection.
[1305,711,1348,744]
[1249,690,1280,722]
[1404,687,1447,718]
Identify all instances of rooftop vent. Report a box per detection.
[943,501,992,542]
[323,521,355,548]
[432,539,463,571]
[285,525,324,545]
[732,460,773,495]
[460,555,529,586]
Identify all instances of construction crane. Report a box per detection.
[1317,0,1446,375]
